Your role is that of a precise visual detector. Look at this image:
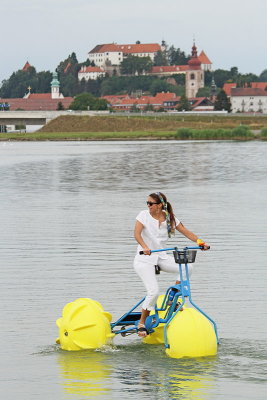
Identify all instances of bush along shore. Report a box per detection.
[175,126,255,140]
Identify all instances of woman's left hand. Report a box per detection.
[199,242,210,251]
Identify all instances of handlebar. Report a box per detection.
[139,245,210,255]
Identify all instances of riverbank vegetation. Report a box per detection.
[1,114,267,141]
[175,126,254,140]
[39,114,267,133]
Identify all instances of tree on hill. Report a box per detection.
[230,67,239,80]
[120,56,153,75]
[196,87,211,97]
[0,67,52,98]
[154,50,168,66]
[168,46,189,65]
[214,90,231,112]
[56,52,80,96]
[78,78,101,97]
[213,69,233,88]
[149,79,174,96]
[177,94,191,111]
[57,101,65,110]
[236,72,259,87]
[69,92,108,110]
[171,74,185,86]
[100,75,156,96]
[57,52,79,75]
[259,69,267,82]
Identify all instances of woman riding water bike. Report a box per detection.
[134,192,209,337]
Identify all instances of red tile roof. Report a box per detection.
[22,61,31,71]
[79,66,105,73]
[198,51,212,65]
[103,92,180,109]
[189,97,214,107]
[223,83,237,96]
[118,43,161,54]
[0,97,73,111]
[151,65,189,74]
[251,82,267,90]
[27,93,53,99]
[89,43,119,54]
[224,82,267,96]
[154,92,178,101]
[89,43,161,54]
[102,94,130,104]
[231,88,267,96]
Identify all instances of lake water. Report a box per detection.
[0,140,267,400]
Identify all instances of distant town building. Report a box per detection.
[88,42,162,68]
[78,66,106,81]
[231,87,267,113]
[223,82,267,113]
[102,91,214,112]
[223,82,267,97]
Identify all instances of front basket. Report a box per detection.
[173,250,197,264]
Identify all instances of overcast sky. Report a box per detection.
[1,0,266,83]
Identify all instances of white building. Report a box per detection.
[231,88,267,113]
[88,43,162,68]
[78,66,106,81]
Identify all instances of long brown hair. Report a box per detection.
[149,192,176,233]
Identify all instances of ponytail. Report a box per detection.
[166,201,176,234]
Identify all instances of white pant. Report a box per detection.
[134,255,193,311]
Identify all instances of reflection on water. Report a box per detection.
[1,141,267,400]
[57,345,216,400]
[57,339,267,399]
[57,351,112,397]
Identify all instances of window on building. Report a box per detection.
[190,73,195,80]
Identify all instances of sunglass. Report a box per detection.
[147,201,160,206]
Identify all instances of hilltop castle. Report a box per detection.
[78,42,210,98]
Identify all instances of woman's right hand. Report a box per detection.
[142,247,151,255]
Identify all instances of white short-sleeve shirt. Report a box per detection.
[135,210,180,264]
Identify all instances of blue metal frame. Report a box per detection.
[110,246,219,346]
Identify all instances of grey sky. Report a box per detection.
[1,0,266,83]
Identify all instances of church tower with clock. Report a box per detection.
[186,43,205,98]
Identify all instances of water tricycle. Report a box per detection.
[56,246,219,358]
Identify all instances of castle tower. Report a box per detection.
[51,71,64,99]
[185,43,204,98]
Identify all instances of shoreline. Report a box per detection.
[0,134,264,142]
[1,114,266,141]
